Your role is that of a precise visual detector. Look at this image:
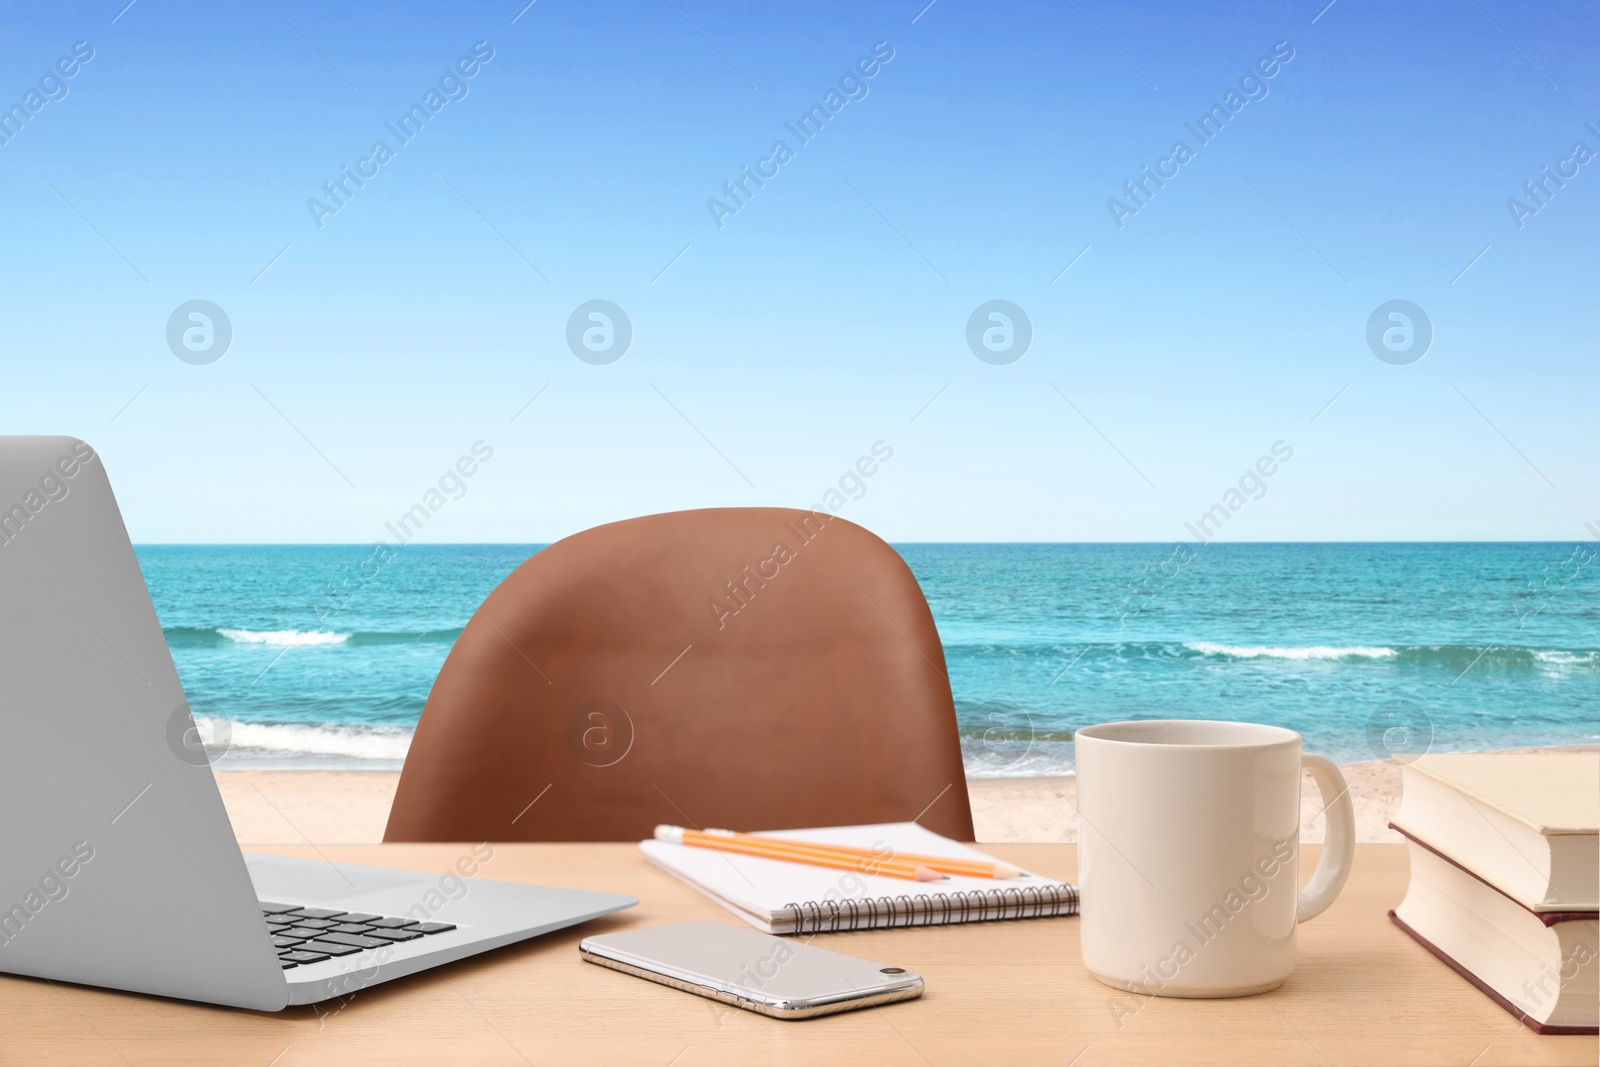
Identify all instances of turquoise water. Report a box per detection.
[137,543,1600,773]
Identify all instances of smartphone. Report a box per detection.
[579,921,924,1020]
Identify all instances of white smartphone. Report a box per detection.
[579,921,924,1020]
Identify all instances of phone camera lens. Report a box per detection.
[879,967,906,974]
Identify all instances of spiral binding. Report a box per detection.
[778,883,1079,936]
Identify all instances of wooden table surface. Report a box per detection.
[2,842,1593,1066]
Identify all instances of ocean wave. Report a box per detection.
[962,739,1075,779]
[164,627,463,648]
[1186,642,1397,661]
[220,722,412,761]
[1184,642,1599,670]
[957,725,1075,743]
[218,629,350,646]
[1533,650,1600,666]
[945,640,1600,671]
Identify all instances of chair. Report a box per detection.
[384,507,974,842]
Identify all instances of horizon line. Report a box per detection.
[128,539,1597,547]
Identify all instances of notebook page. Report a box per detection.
[638,821,1065,925]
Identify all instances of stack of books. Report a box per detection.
[1390,752,1598,1035]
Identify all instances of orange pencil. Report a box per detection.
[699,828,1022,879]
[654,826,945,882]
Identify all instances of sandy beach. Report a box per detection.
[214,745,1599,845]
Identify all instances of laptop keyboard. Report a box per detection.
[260,901,456,969]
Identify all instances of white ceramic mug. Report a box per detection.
[1075,720,1355,998]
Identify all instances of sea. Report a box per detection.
[138,543,1600,776]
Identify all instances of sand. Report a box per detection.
[214,745,1599,845]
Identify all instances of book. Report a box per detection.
[638,821,1078,934]
[1390,752,1598,911]
[1390,832,1598,1034]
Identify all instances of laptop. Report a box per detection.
[0,436,635,1010]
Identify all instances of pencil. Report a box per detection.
[698,828,1023,879]
[653,826,945,882]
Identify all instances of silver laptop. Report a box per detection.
[0,436,635,1010]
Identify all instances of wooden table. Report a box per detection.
[2,843,1593,1066]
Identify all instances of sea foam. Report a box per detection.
[218,629,350,646]
[1186,642,1398,661]
[222,722,412,761]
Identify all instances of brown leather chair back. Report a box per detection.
[384,507,973,842]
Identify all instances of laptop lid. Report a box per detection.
[0,437,287,1010]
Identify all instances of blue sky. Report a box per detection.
[1,0,1594,542]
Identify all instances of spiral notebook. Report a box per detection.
[639,821,1078,935]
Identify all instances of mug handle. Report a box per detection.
[1297,753,1355,923]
